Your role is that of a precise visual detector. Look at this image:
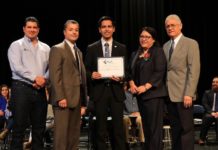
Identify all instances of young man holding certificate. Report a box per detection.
[85,16,128,150]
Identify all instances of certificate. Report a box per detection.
[97,57,124,78]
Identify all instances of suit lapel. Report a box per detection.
[164,41,171,62]
[169,35,184,65]
[171,36,183,60]
[96,41,104,57]
[209,90,215,106]
[111,41,119,57]
[63,41,78,67]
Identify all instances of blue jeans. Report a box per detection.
[10,80,47,150]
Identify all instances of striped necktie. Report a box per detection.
[104,43,110,57]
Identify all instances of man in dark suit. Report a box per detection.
[163,14,200,150]
[85,16,128,150]
[198,77,218,145]
[49,20,87,150]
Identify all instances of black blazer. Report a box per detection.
[202,90,216,114]
[130,46,168,100]
[85,40,128,102]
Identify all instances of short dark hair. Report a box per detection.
[63,20,79,30]
[140,27,157,40]
[24,16,40,27]
[98,16,115,27]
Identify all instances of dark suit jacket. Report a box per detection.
[130,46,168,100]
[202,90,216,114]
[49,41,87,108]
[85,40,128,102]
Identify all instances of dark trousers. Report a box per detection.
[0,116,5,130]
[10,80,47,150]
[166,100,194,150]
[6,117,13,130]
[138,98,164,150]
[95,86,126,150]
[200,114,218,140]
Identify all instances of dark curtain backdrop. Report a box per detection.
[0,0,217,102]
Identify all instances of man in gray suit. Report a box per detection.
[49,20,87,150]
[163,14,200,150]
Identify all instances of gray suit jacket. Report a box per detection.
[163,35,200,102]
[49,41,87,108]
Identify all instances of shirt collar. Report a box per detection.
[65,39,75,50]
[172,33,182,46]
[101,38,113,47]
[24,36,38,43]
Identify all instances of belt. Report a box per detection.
[104,80,111,87]
[12,80,33,89]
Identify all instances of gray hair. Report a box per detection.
[165,14,182,24]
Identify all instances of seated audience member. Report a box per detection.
[198,77,218,145]
[44,104,54,144]
[123,83,144,144]
[0,84,12,140]
[0,96,6,131]
[0,85,8,131]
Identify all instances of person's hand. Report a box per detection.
[111,76,121,82]
[0,110,4,116]
[91,72,102,80]
[35,76,46,87]
[136,85,147,95]
[32,83,41,89]
[130,84,138,94]
[212,112,218,118]
[131,112,140,117]
[58,99,67,108]
[215,112,218,118]
[81,107,86,116]
[211,112,217,117]
[183,96,193,108]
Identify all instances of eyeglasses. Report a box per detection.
[139,35,151,40]
[165,24,178,29]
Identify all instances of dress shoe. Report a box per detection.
[0,129,8,140]
[198,139,205,145]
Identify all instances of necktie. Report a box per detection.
[74,44,80,70]
[169,39,174,61]
[215,93,218,112]
[74,44,82,83]
[104,43,110,57]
